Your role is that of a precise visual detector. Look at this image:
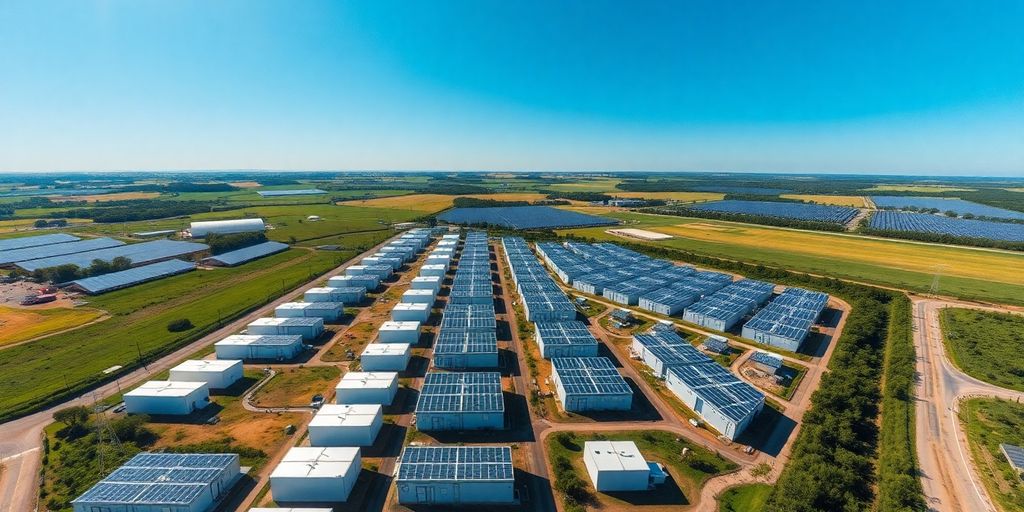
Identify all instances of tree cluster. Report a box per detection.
[31,256,133,283]
[205,231,268,254]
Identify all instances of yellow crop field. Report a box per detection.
[1004,188,1024,193]
[612,191,724,202]
[50,192,162,202]
[867,184,975,193]
[546,178,622,192]
[780,194,868,208]
[0,306,106,347]
[654,222,1024,285]
[340,193,556,212]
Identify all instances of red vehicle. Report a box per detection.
[21,294,57,306]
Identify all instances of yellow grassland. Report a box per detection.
[0,306,106,347]
[780,194,868,208]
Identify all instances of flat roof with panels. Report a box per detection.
[666,362,764,423]
[397,446,513,482]
[416,372,503,413]
[551,357,631,396]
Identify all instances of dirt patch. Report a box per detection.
[228,181,262,188]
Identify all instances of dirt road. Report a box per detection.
[912,297,1024,512]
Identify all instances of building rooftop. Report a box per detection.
[584,440,649,472]
[124,381,207,398]
[171,359,241,373]
[215,334,302,346]
[397,446,513,482]
[336,372,398,390]
[309,404,382,428]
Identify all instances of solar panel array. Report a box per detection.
[16,240,209,272]
[741,287,829,349]
[682,279,775,330]
[0,233,79,252]
[502,237,578,322]
[397,446,513,481]
[440,303,497,331]
[438,205,616,229]
[536,321,598,348]
[1001,443,1024,471]
[871,196,1024,220]
[750,351,783,369]
[72,453,237,506]
[416,371,504,413]
[434,330,499,355]
[869,211,1024,243]
[687,200,859,224]
[0,237,125,265]
[70,259,196,294]
[202,241,290,266]
[550,356,632,396]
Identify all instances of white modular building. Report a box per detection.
[362,264,394,281]
[308,404,384,447]
[327,274,380,291]
[664,362,764,440]
[124,381,211,416]
[535,321,599,359]
[419,264,447,277]
[270,447,361,503]
[190,218,265,238]
[401,289,436,305]
[550,357,632,412]
[344,265,368,276]
[72,453,240,512]
[275,302,343,321]
[247,317,323,340]
[425,254,451,270]
[391,302,431,323]
[396,446,515,505]
[411,275,442,293]
[335,371,399,405]
[360,343,411,371]
[305,286,364,304]
[378,321,422,344]
[583,441,653,491]
[416,372,504,431]
[169,359,243,389]
[631,333,707,378]
[215,334,303,361]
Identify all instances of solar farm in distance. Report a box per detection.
[869,211,1024,242]
[438,205,616,229]
[686,199,859,224]
[871,196,1024,220]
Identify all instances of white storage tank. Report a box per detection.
[583,440,652,491]
[190,218,265,238]
[275,302,343,321]
[169,359,243,389]
[247,317,323,340]
[360,343,411,371]
[214,334,303,361]
[327,274,380,291]
[270,447,361,503]
[335,371,399,405]
[124,381,210,416]
[308,404,384,447]
[420,264,447,277]
[410,276,442,293]
[391,302,431,323]
[401,289,436,305]
[378,321,421,344]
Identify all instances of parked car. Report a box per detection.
[310,394,325,409]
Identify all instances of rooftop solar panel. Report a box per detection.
[666,362,764,423]
[0,233,80,252]
[416,371,503,413]
[70,259,196,293]
[16,240,209,272]
[398,446,513,482]
[435,329,499,354]
[0,237,125,265]
[551,357,631,396]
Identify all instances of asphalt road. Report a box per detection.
[913,297,1024,512]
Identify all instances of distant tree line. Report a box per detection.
[34,219,67,228]
[205,231,268,254]
[30,256,133,283]
[645,206,848,232]
[544,191,613,202]
[50,200,225,223]
[451,197,531,208]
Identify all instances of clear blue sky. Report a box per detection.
[1,1,1022,175]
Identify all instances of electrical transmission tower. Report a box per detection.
[929,264,948,297]
[92,393,125,474]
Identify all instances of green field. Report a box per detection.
[940,308,1024,391]
[719,484,772,512]
[560,210,1024,305]
[250,366,340,408]
[959,398,1024,512]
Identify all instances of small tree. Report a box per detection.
[53,405,90,426]
[167,318,193,332]
[34,219,48,228]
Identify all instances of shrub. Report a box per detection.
[166,318,193,332]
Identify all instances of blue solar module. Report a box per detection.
[0,233,79,252]
[72,452,238,507]
[70,259,196,293]
[551,357,631,396]
[871,196,1024,220]
[689,200,858,224]
[750,351,783,370]
[869,211,1024,242]
[536,321,598,347]
[666,362,764,423]
[435,330,498,354]
[441,304,497,331]
[202,241,289,266]
[398,446,513,481]
[439,206,616,229]
[0,237,124,265]
[16,240,209,271]
[256,188,327,196]
[416,371,504,413]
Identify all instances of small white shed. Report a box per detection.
[360,343,411,371]
[419,264,447,277]
[214,334,303,361]
[327,274,380,290]
[270,447,361,503]
[401,289,436,305]
[169,359,243,389]
[391,302,431,323]
[583,440,652,492]
[124,381,210,416]
[335,371,399,405]
[344,265,368,276]
[275,302,343,321]
[410,276,442,293]
[247,317,323,340]
[378,321,421,344]
[308,404,384,447]
[305,287,365,304]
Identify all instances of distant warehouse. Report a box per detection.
[14,240,208,273]
[202,241,289,267]
[189,218,265,238]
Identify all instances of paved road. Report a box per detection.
[0,236,400,512]
[913,297,1024,512]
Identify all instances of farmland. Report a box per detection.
[608,191,724,202]
[959,398,1024,512]
[779,194,868,208]
[0,306,105,347]
[559,211,1024,305]
[940,308,1024,391]
[868,211,1024,243]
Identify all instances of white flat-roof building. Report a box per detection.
[309,404,383,447]
[378,321,421,344]
[327,274,379,291]
[344,265,368,276]
[335,371,399,405]
[124,381,210,416]
[190,218,265,238]
[391,302,431,323]
[215,334,303,361]
[396,446,514,505]
[247,317,323,340]
[420,264,447,277]
[411,276,442,292]
[664,362,764,440]
[305,287,364,304]
[270,447,361,503]
[275,302,343,321]
[169,359,243,389]
[360,343,411,371]
[583,441,653,492]
[401,289,436,305]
